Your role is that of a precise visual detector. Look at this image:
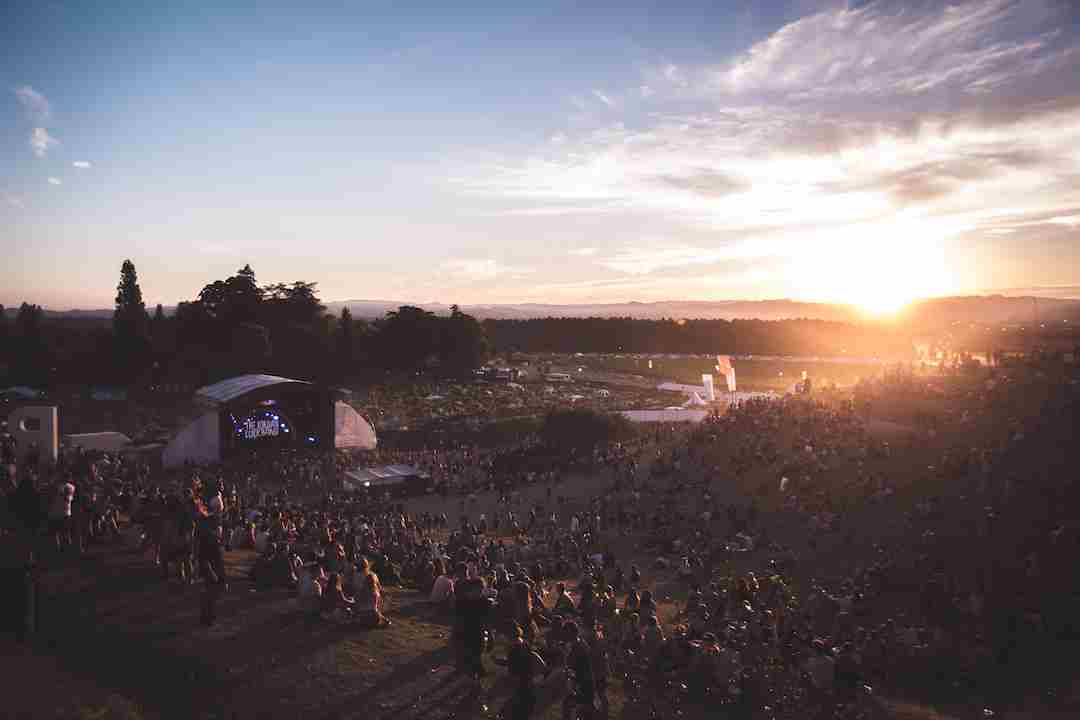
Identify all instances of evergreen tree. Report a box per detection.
[0,304,7,362]
[336,306,355,375]
[12,303,48,385]
[113,259,151,379]
[114,259,149,339]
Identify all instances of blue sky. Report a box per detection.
[3,0,1080,311]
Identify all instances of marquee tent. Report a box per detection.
[342,464,429,494]
[621,409,710,423]
[334,401,377,450]
[163,412,220,468]
[63,432,132,453]
[682,392,708,407]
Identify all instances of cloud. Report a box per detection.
[47,177,62,185]
[599,242,779,275]
[72,161,92,169]
[653,170,749,198]
[715,0,1078,106]
[2,192,26,209]
[452,0,1080,302]
[593,90,614,107]
[15,85,51,122]
[30,127,58,157]
[570,247,597,257]
[442,258,533,281]
[663,64,687,88]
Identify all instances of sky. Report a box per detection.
[3,0,1080,312]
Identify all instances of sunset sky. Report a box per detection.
[3,0,1080,311]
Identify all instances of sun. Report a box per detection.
[857,291,911,316]
[789,221,955,315]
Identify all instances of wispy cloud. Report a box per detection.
[570,247,597,257]
[47,177,62,185]
[715,0,1075,103]
[599,242,779,275]
[663,64,687,88]
[442,258,533,281]
[455,0,1080,303]
[72,160,92,169]
[2,192,26,209]
[593,90,614,107]
[15,85,51,123]
[30,127,58,157]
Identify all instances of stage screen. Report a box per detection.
[232,408,291,443]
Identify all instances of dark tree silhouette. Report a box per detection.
[112,259,152,380]
[336,307,355,376]
[438,304,489,377]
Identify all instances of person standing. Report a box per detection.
[49,477,76,553]
[198,482,226,627]
[565,624,595,720]
[456,574,492,684]
[503,622,544,720]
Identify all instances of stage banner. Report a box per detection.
[701,374,716,402]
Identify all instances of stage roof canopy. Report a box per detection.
[196,374,311,406]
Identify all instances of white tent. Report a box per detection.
[622,409,710,423]
[682,392,708,407]
[334,401,377,450]
[342,464,427,491]
[63,432,132,453]
[162,412,220,468]
[657,382,708,395]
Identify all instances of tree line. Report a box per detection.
[1,259,918,392]
[482,317,913,357]
[0,260,488,391]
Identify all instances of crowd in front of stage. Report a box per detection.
[3,363,1077,719]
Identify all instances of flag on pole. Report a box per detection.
[716,355,736,392]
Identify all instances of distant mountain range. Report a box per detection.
[8,295,1080,327]
[324,298,866,321]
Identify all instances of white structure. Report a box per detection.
[6,405,58,465]
[334,401,377,450]
[683,392,708,407]
[701,374,716,402]
[163,412,220,468]
[621,409,710,423]
[63,432,132,453]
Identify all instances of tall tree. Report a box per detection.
[438,305,489,376]
[375,305,438,371]
[227,264,262,324]
[114,259,149,341]
[0,304,8,366]
[12,302,48,385]
[336,306,355,375]
[113,259,151,379]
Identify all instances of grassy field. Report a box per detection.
[557,355,896,393]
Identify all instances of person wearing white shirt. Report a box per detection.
[50,480,76,550]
